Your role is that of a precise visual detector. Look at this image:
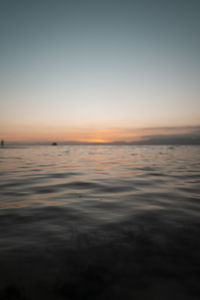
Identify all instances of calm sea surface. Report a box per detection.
[0,145,200,299]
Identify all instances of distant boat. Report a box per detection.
[52,142,58,146]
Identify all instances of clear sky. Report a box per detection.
[0,0,200,142]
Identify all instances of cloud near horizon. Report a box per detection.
[1,125,200,144]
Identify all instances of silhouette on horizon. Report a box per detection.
[52,142,57,146]
[1,140,4,147]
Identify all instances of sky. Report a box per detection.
[0,0,200,143]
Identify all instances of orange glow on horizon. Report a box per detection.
[1,124,198,143]
[86,138,109,143]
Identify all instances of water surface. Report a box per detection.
[0,145,200,299]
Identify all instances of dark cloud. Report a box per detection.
[140,125,200,133]
[133,132,200,145]
[110,126,200,145]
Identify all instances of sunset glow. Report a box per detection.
[1,124,199,144]
[0,0,200,143]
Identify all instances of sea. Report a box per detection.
[0,145,200,300]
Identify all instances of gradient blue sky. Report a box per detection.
[0,0,200,142]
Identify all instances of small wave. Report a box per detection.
[0,145,200,299]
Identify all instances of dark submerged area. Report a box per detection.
[0,210,200,300]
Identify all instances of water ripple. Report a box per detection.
[0,145,200,299]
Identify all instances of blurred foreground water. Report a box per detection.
[0,145,200,300]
